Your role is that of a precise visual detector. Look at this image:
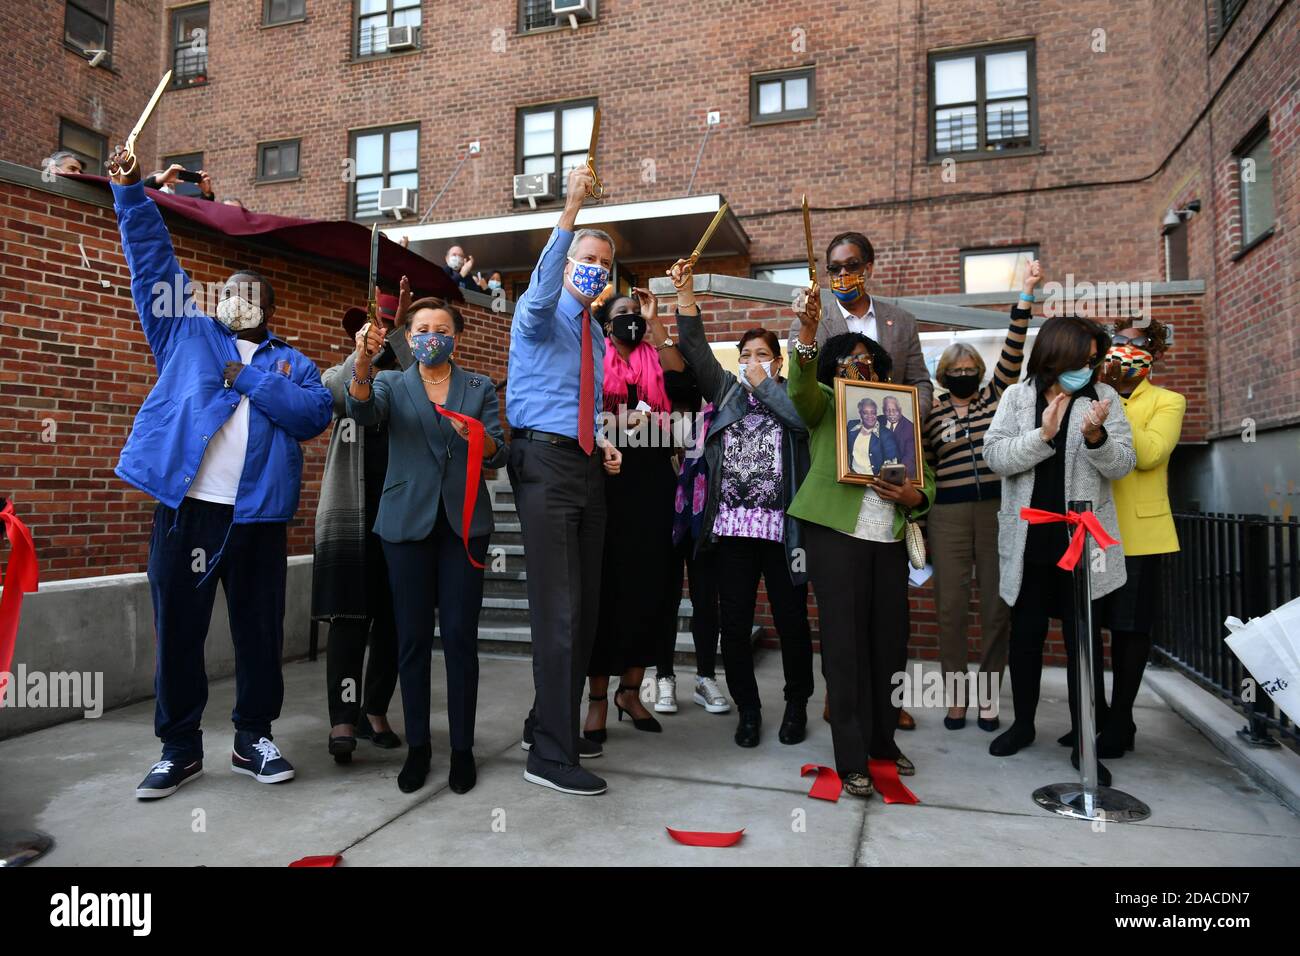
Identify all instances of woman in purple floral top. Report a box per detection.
[670,259,815,750]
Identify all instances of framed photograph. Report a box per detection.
[834,379,924,487]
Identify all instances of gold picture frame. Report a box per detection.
[834,378,924,487]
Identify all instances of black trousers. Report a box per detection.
[1007,562,1108,742]
[658,536,720,679]
[148,498,286,761]
[802,521,909,771]
[715,535,814,713]
[325,529,399,726]
[382,504,489,752]
[508,438,606,766]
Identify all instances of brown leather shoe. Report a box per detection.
[897,708,916,731]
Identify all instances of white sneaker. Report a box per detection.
[654,675,678,713]
[693,676,731,714]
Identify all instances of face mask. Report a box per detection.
[487,279,502,291]
[1104,344,1153,382]
[737,361,774,389]
[216,294,264,332]
[943,373,980,399]
[610,314,646,345]
[410,331,454,367]
[447,255,464,270]
[1057,366,1094,393]
[567,258,610,298]
[830,271,867,303]
[837,356,877,382]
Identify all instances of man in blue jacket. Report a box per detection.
[105,146,333,800]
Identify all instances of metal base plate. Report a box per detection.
[0,830,54,867]
[1033,784,1151,823]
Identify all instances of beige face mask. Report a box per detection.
[216,295,264,331]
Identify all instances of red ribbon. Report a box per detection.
[288,854,342,867]
[0,500,39,705]
[665,827,745,847]
[800,763,843,802]
[434,405,487,570]
[867,759,919,805]
[1018,507,1118,571]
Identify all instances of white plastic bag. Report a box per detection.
[1224,596,1300,723]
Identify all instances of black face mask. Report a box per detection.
[943,373,980,399]
[610,314,647,345]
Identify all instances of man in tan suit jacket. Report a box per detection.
[787,231,933,417]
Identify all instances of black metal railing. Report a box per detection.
[1153,512,1300,747]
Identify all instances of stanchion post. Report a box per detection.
[1068,498,1099,816]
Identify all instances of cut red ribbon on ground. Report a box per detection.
[666,827,744,847]
[800,763,842,802]
[867,759,919,804]
[288,854,342,867]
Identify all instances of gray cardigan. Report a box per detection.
[982,381,1136,606]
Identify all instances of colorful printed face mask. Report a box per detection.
[830,270,867,303]
[215,295,264,332]
[837,354,877,382]
[1104,344,1154,381]
[410,331,454,367]
[567,258,610,298]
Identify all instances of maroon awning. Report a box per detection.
[68,174,462,301]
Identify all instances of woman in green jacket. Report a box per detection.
[786,291,935,798]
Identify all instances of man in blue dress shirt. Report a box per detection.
[508,165,623,796]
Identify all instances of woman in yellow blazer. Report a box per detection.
[1093,318,1185,757]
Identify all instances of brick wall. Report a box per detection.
[0,176,506,582]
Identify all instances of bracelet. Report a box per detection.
[793,339,819,361]
[351,365,374,387]
[1019,292,1035,303]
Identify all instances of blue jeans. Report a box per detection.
[148,498,287,761]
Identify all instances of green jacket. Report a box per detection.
[785,353,934,538]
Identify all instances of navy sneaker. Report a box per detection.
[520,725,602,758]
[231,733,295,784]
[135,757,203,799]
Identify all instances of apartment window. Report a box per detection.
[355,0,421,58]
[171,4,209,87]
[350,124,418,219]
[961,247,1038,294]
[257,139,300,181]
[750,68,815,124]
[519,0,597,32]
[752,263,810,286]
[1236,124,1274,250]
[162,152,205,198]
[930,41,1035,158]
[64,0,113,63]
[58,119,107,173]
[516,100,595,201]
[264,0,306,25]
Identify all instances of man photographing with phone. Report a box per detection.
[144,162,216,201]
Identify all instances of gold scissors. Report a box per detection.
[586,107,605,199]
[118,70,173,177]
[686,202,730,271]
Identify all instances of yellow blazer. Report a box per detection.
[1112,377,1185,555]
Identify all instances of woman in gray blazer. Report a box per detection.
[348,298,506,795]
[982,316,1135,786]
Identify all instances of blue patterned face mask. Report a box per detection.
[410,331,454,367]
[567,258,610,298]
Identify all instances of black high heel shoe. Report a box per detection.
[614,684,662,733]
[943,710,967,731]
[583,693,609,744]
[328,732,356,765]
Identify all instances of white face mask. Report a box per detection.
[737,360,774,389]
[447,255,464,270]
[216,295,264,331]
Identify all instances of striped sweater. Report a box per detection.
[923,304,1031,504]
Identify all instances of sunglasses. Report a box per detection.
[826,261,868,275]
[1111,333,1151,349]
[1086,351,1106,369]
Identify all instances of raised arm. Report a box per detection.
[786,281,830,429]
[513,166,593,340]
[666,258,730,406]
[990,260,1040,397]
[107,146,204,367]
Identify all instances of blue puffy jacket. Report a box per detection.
[112,181,333,523]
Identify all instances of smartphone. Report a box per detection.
[176,169,203,183]
[879,463,907,485]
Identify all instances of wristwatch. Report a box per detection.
[656,336,674,351]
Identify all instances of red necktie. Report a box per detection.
[578,307,594,454]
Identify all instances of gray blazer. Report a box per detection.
[788,296,934,414]
[983,381,1136,606]
[346,361,507,544]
